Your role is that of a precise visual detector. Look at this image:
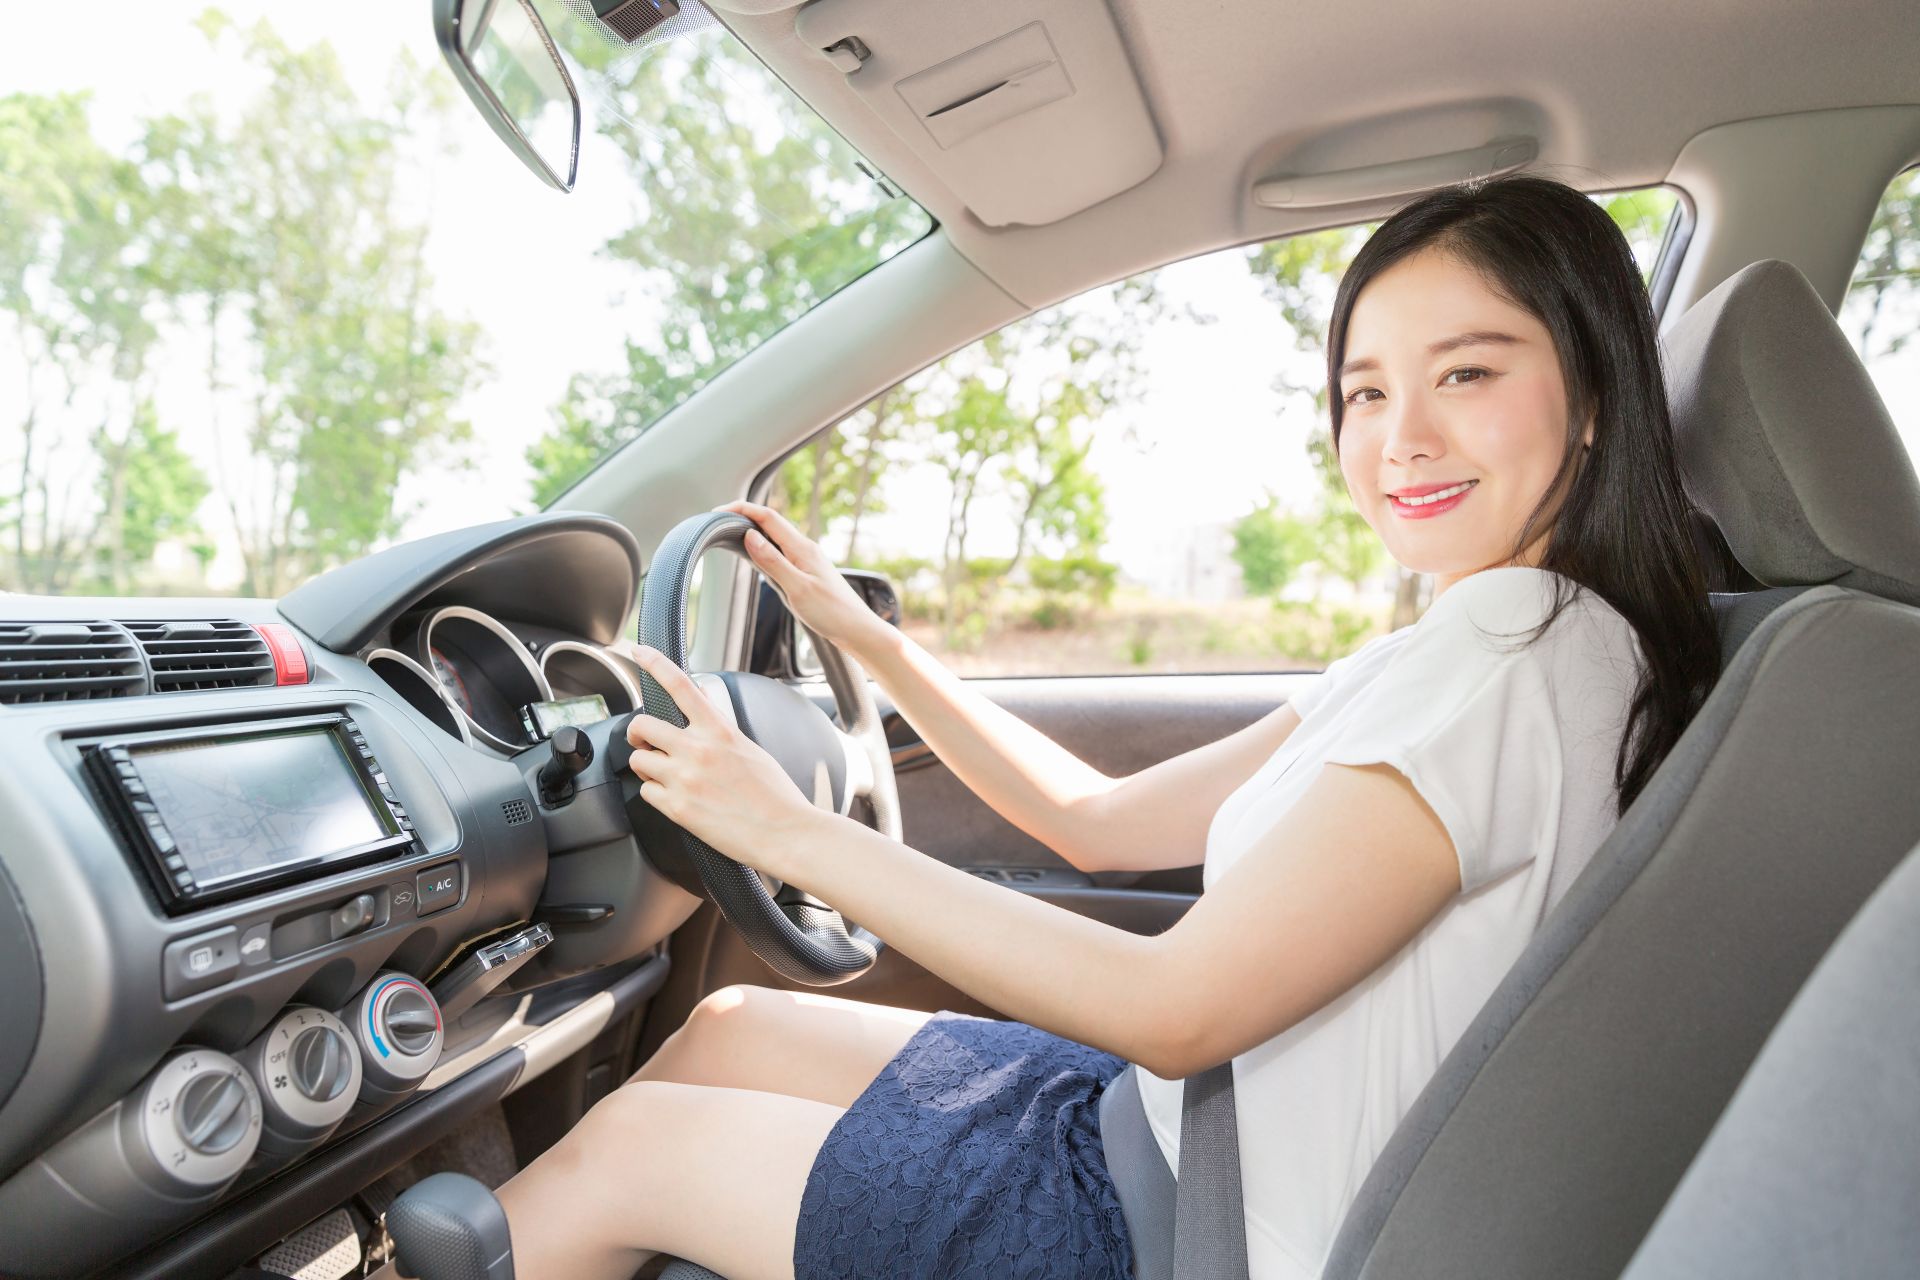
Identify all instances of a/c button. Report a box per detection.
[415,863,461,917]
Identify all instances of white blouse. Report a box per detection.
[1133,566,1643,1278]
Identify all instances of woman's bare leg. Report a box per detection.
[374,1080,843,1280]
[632,984,935,1108]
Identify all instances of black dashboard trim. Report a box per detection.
[277,512,644,654]
[0,858,41,1116]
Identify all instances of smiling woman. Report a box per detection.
[1334,267,1589,586]
[1324,174,1721,813]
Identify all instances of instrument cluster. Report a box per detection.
[367,605,643,753]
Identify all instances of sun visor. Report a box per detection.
[785,0,1162,227]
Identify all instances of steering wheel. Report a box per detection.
[612,511,900,986]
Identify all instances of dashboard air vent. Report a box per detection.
[123,619,275,692]
[0,621,146,705]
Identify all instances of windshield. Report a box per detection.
[0,2,931,598]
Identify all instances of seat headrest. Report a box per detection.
[1664,259,1920,607]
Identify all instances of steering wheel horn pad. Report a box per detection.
[614,511,901,986]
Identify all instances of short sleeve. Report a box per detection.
[1287,629,1396,722]
[1285,667,1339,722]
[1318,571,1566,894]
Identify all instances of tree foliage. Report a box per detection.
[0,90,179,592]
[0,13,484,597]
[526,30,930,506]
[1845,166,1920,361]
[141,14,482,596]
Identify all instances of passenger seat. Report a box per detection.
[1620,835,1920,1278]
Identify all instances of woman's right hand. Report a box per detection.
[717,500,889,656]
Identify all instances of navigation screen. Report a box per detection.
[134,728,395,888]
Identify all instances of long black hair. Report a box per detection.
[1325,173,1720,814]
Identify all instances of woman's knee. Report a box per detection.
[642,983,784,1080]
[680,983,782,1053]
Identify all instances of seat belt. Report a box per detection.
[1172,1061,1249,1278]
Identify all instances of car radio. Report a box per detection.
[84,712,421,914]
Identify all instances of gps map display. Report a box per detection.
[133,729,393,887]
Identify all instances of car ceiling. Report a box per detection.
[711,0,1919,309]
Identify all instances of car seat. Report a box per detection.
[1619,833,1920,1278]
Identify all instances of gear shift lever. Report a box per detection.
[387,1172,514,1280]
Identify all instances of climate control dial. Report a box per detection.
[239,1006,363,1155]
[342,971,443,1103]
[131,1048,263,1188]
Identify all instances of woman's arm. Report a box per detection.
[764,761,1459,1079]
[856,624,1305,873]
[624,648,1460,1081]
[723,501,1305,874]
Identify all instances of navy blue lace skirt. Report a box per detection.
[793,1010,1136,1280]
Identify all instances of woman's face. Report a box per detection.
[1335,246,1591,596]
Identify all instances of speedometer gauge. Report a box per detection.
[415,606,552,754]
[428,646,474,716]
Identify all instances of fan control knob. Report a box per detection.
[240,1006,363,1155]
[289,1024,354,1102]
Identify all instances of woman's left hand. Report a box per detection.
[619,642,821,877]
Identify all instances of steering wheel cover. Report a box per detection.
[630,511,900,986]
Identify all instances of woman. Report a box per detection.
[467,174,1721,1280]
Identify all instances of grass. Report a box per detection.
[899,591,1388,678]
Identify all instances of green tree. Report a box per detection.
[771,384,907,552]
[1596,187,1682,279]
[1845,166,1919,361]
[95,401,210,589]
[913,280,1163,642]
[527,30,930,505]
[924,374,1024,640]
[1244,224,1410,619]
[141,13,481,596]
[0,90,182,593]
[1230,495,1318,596]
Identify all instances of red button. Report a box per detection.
[255,622,311,685]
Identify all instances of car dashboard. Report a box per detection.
[0,514,698,1278]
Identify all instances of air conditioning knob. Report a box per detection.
[175,1072,252,1155]
[343,972,443,1104]
[240,1006,363,1157]
[129,1049,262,1190]
[384,987,440,1055]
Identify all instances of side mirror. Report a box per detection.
[433,0,581,192]
[843,570,903,628]
[749,570,901,680]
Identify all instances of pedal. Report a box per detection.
[256,1207,362,1280]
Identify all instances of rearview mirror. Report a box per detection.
[433,0,581,192]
